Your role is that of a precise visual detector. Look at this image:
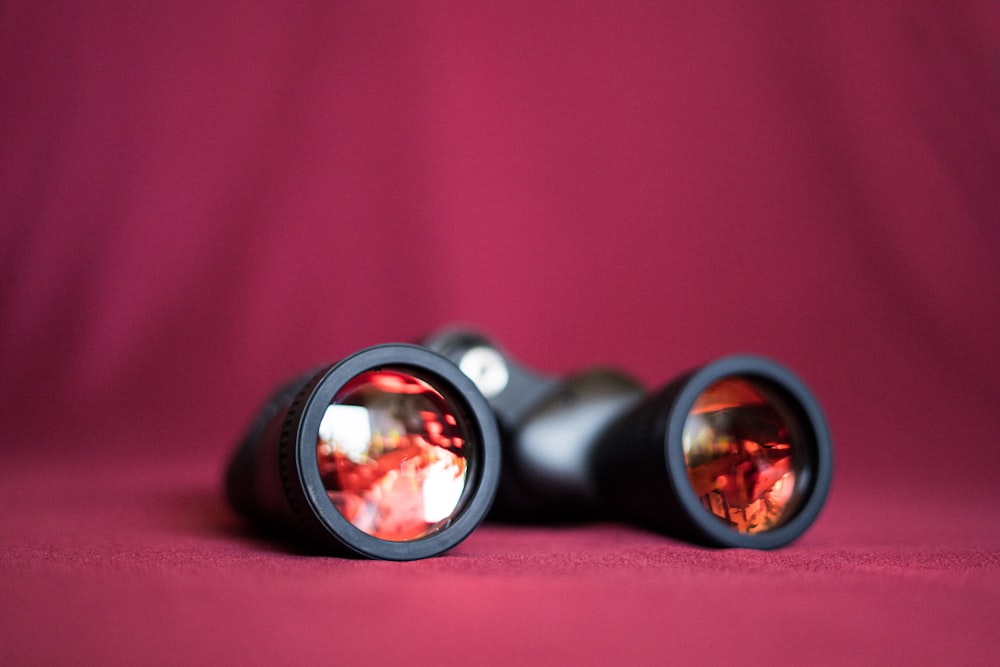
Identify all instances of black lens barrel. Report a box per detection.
[225,344,501,560]
[591,355,833,548]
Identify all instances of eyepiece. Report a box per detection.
[226,344,500,560]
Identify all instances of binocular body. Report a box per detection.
[227,329,832,559]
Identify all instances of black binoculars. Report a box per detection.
[226,329,832,559]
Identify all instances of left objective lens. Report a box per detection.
[225,344,500,560]
[317,368,475,542]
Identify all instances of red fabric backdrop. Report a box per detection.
[2,2,999,664]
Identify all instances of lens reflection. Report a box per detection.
[681,377,800,534]
[316,369,474,541]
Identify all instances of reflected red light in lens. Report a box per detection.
[316,370,473,542]
[681,378,799,534]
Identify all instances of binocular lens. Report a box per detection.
[226,344,500,560]
[317,368,475,542]
[682,377,803,535]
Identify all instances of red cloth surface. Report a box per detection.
[2,2,999,664]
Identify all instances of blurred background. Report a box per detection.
[2,2,998,512]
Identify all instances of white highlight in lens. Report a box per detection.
[319,405,372,462]
[421,456,466,523]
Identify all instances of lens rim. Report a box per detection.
[664,355,833,549]
[291,344,500,560]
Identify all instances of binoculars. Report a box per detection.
[226,329,832,559]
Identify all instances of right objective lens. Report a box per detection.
[681,377,805,535]
[649,356,831,549]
